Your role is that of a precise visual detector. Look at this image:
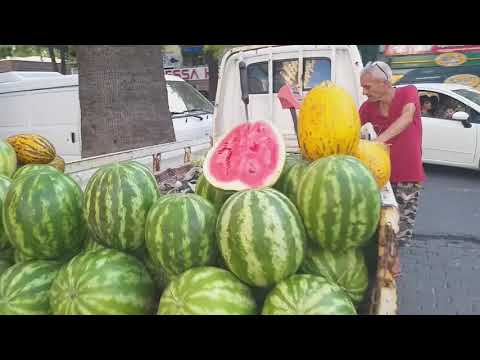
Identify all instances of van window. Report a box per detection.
[303,58,331,90]
[247,62,269,94]
[167,80,214,114]
[273,59,299,93]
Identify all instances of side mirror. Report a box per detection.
[452,111,469,121]
[452,111,472,128]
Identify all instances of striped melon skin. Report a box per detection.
[6,134,56,165]
[0,175,12,250]
[262,274,356,315]
[49,248,156,315]
[83,161,160,254]
[143,252,175,295]
[298,82,361,161]
[14,249,36,264]
[195,174,236,212]
[301,247,368,304]
[0,260,62,315]
[158,267,257,315]
[3,172,86,260]
[217,188,306,287]
[12,164,59,180]
[145,194,218,276]
[0,141,17,178]
[0,257,13,276]
[0,247,14,262]
[83,237,106,252]
[273,156,309,205]
[0,247,14,275]
[297,155,381,252]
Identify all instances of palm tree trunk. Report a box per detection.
[48,46,59,72]
[77,45,175,158]
[60,46,67,74]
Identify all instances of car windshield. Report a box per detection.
[452,89,480,107]
[167,80,214,115]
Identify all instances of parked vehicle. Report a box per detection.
[0,72,214,163]
[405,83,480,169]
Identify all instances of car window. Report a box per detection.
[452,89,480,107]
[167,80,214,114]
[247,62,269,94]
[419,91,471,120]
[273,59,299,93]
[303,58,331,90]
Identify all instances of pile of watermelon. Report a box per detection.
[0,83,386,315]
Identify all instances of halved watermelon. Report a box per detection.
[203,121,286,191]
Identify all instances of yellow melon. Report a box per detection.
[353,140,391,188]
[6,134,56,165]
[298,81,361,161]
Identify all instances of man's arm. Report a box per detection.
[375,103,416,144]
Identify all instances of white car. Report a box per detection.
[405,83,480,170]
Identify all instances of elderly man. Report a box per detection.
[359,61,426,258]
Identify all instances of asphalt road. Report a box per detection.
[397,163,480,315]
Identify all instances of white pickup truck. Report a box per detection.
[8,45,400,314]
[67,45,370,188]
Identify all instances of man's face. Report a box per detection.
[361,73,388,102]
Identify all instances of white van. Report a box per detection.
[0,72,214,162]
[213,45,366,152]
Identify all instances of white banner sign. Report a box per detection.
[165,66,209,81]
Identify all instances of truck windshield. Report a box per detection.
[167,80,214,115]
[453,89,480,107]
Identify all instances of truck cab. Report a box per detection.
[213,45,366,152]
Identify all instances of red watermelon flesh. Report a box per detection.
[203,121,286,191]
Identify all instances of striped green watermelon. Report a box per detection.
[145,193,218,276]
[0,260,62,315]
[12,163,59,180]
[0,259,11,275]
[301,247,368,304]
[158,266,257,315]
[143,250,175,294]
[14,249,36,264]
[273,155,309,205]
[217,188,306,287]
[0,247,14,275]
[83,233,106,252]
[0,141,17,178]
[297,155,381,252]
[83,161,160,254]
[3,172,86,260]
[195,174,235,212]
[0,175,12,250]
[262,274,356,315]
[0,247,13,262]
[49,248,156,315]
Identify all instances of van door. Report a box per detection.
[0,87,82,162]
